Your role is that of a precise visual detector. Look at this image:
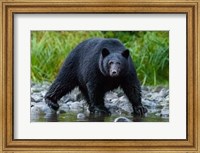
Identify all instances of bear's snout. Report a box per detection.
[109,64,120,77]
[110,70,118,77]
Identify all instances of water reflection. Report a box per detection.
[44,112,58,122]
[31,111,168,122]
[87,114,109,122]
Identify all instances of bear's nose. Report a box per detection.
[111,70,118,76]
[112,71,117,75]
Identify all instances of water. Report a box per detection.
[31,111,168,122]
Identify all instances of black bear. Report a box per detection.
[45,38,147,116]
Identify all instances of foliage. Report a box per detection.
[31,31,169,86]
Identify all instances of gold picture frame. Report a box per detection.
[0,0,200,152]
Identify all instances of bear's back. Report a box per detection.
[75,38,126,56]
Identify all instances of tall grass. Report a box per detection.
[31,31,169,86]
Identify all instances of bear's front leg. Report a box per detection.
[86,82,111,116]
[121,78,147,117]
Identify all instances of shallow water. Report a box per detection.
[31,111,168,122]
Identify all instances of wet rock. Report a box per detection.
[31,82,169,122]
[62,96,71,103]
[31,102,35,107]
[40,90,47,97]
[105,91,119,102]
[59,104,70,113]
[142,99,156,108]
[31,93,43,102]
[32,102,54,114]
[160,106,169,118]
[141,86,149,91]
[159,88,168,97]
[31,97,36,102]
[77,113,86,120]
[152,86,163,92]
[114,117,132,122]
[69,101,83,112]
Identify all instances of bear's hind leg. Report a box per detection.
[45,78,77,111]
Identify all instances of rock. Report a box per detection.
[69,101,83,112]
[41,90,47,97]
[142,99,157,108]
[153,86,163,92]
[31,85,44,93]
[160,107,169,118]
[108,106,121,114]
[110,98,119,104]
[31,94,43,102]
[31,81,169,122]
[71,88,83,101]
[118,95,128,102]
[114,88,124,97]
[31,97,36,102]
[159,88,168,97]
[31,105,45,115]
[31,102,35,107]
[114,117,132,122]
[119,103,133,113]
[155,112,161,117]
[105,91,119,102]
[77,113,86,120]
[61,88,83,102]
[62,96,72,103]
[31,102,55,115]
[141,86,149,91]
[31,81,35,87]
[59,104,70,113]
[59,109,67,114]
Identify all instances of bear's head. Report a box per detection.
[99,48,130,77]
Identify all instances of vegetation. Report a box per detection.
[31,31,169,86]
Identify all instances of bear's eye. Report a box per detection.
[109,61,113,65]
[116,62,120,65]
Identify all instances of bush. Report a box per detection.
[31,31,169,86]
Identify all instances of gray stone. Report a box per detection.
[105,91,119,102]
[31,102,35,107]
[69,101,83,112]
[59,104,70,112]
[142,99,157,107]
[161,107,169,118]
[62,96,72,103]
[31,97,36,102]
[77,113,86,120]
[152,86,163,92]
[159,88,168,97]
[119,102,133,113]
[141,86,149,91]
[31,93,43,102]
[114,117,132,122]
[41,90,47,97]
[31,81,170,121]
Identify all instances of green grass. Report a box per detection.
[31,31,169,86]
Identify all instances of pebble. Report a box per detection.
[77,113,86,120]
[69,101,83,111]
[114,117,132,122]
[31,82,169,121]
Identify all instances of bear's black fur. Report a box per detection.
[45,38,147,116]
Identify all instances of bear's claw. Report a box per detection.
[90,106,111,116]
[132,105,147,117]
[45,98,59,111]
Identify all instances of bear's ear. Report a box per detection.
[102,48,110,57]
[122,49,129,59]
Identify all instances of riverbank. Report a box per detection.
[31,82,169,122]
